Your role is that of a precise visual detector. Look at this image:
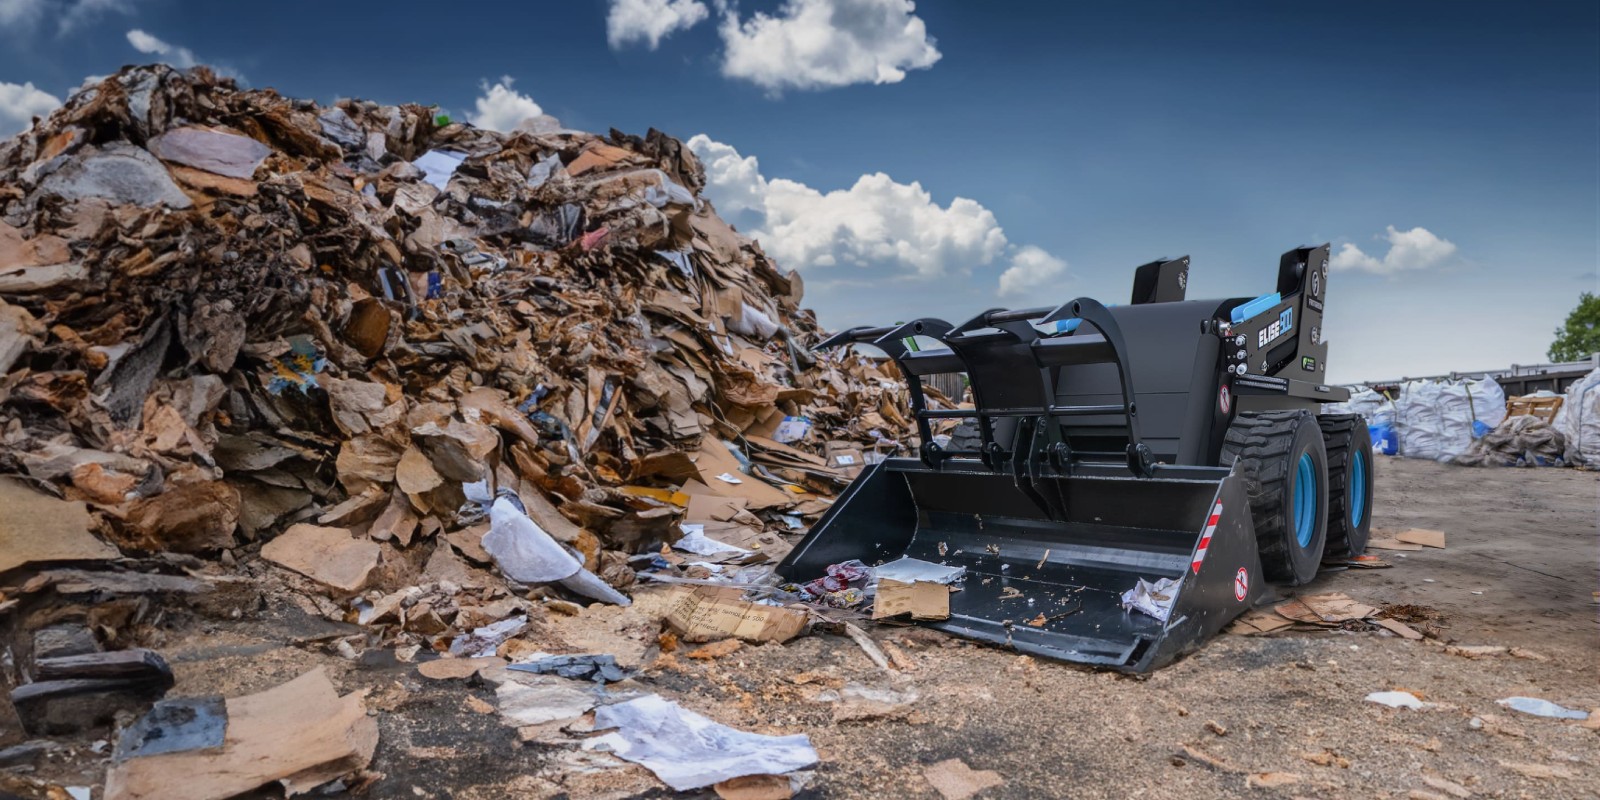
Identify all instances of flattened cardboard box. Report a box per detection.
[872,579,950,621]
[824,440,866,479]
[661,586,807,643]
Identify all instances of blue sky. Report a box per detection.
[1,0,1596,383]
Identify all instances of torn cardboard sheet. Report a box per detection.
[0,479,120,573]
[872,579,950,621]
[693,440,792,509]
[1367,538,1423,551]
[1372,617,1423,640]
[588,694,818,791]
[258,523,380,595]
[923,758,1004,800]
[662,586,808,643]
[103,668,377,800]
[1225,609,1296,635]
[1274,593,1378,625]
[1395,528,1446,548]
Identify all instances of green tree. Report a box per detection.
[1549,292,1600,362]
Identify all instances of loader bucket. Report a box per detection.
[790,296,1269,671]
[777,460,1265,673]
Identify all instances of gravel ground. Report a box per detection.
[9,457,1596,799]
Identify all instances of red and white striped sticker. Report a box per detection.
[1191,499,1223,574]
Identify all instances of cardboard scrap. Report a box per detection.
[714,773,793,800]
[417,656,506,680]
[923,758,1003,800]
[872,579,951,621]
[1274,593,1376,625]
[260,523,380,594]
[1395,529,1446,549]
[0,479,120,572]
[823,441,866,479]
[1367,538,1424,551]
[1225,609,1296,635]
[104,668,377,800]
[1247,772,1302,789]
[1498,761,1574,781]
[1373,617,1424,640]
[662,586,808,644]
[692,440,792,509]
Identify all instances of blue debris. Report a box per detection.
[114,696,227,761]
[265,337,327,395]
[508,653,632,684]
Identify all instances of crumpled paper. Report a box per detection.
[1120,577,1180,622]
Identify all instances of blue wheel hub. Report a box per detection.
[1294,452,1317,548]
[1350,448,1368,527]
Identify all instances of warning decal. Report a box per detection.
[1233,568,1249,602]
[1191,500,1223,574]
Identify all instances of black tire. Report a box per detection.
[1320,414,1374,560]
[1220,410,1329,585]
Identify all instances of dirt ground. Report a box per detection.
[9,457,1598,799]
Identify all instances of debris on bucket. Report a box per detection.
[1121,577,1179,622]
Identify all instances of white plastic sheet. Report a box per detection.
[673,525,749,556]
[483,496,581,584]
[587,694,818,790]
[412,150,466,190]
[527,152,562,188]
[729,302,780,339]
[480,493,630,605]
[872,557,965,585]
[1365,690,1427,709]
[1497,696,1589,720]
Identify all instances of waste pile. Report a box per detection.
[1556,368,1600,466]
[1453,415,1565,467]
[1334,375,1600,468]
[0,65,961,797]
[1391,377,1506,461]
[1331,378,1508,462]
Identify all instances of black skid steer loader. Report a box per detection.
[777,245,1374,673]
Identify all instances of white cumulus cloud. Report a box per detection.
[126,28,196,67]
[468,77,544,133]
[687,133,769,215]
[997,246,1068,298]
[0,80,62,135]
[690,134,1046,289]
[717,0,941,92]
[761,173,1005,276]
[1330,225,1457,275]
[607,0,709,50]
